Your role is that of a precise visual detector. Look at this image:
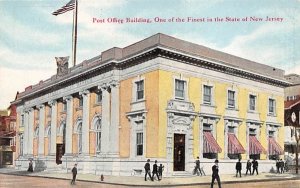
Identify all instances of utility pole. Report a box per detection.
[291,112,299,174]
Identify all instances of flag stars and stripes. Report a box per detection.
[52,0,76,16]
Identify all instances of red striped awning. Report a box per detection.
[269,137,284,155]
[203,131,222,153]
[249,135,266,154]
[228,133,245,154]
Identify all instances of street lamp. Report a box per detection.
[291,112,299,174]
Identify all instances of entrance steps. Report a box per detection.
[172,171,192,177]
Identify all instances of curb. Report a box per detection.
[0,171,299,187]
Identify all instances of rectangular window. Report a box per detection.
[96,132,101,153]
[48,107,52,116]
[203,123,212,131]
[136,80,144,100]
[249,95,256,111]
[269,131,275,138]
[269,99,276,114]
[79,97,83,107]
[136,132,143,156]
[228,90,235,108]
[96,92,102,104]
[21,115,24,126]
[175,79,185,99]
[228,126,235,133]
[203,85,212,104]
[249,128,256,135]
[63,103,67,111]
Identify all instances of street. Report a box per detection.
[0,174,299,188]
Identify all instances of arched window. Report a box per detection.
[77,122,82,154]
[95,119,102,154]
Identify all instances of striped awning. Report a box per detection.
[228,133,245,154]
[203,131,222,153]
[269,137,284,155]
[249,135,266,154]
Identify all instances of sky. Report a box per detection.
[0,0,299,109]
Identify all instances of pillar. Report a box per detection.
[49,100,57,156]
[38,104,45,156]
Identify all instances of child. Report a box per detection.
[158,164,164,180]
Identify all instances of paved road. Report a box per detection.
[0,174,299,188]
[0,174,119,188]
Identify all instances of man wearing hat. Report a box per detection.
[144,159,152,181]
[152,160,160,181]
[211,159,221,188]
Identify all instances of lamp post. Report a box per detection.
[291,112,299,174]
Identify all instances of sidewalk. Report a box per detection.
[0,168,299,187]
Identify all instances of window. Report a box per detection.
[21,115,24,127]
[34,126,39,138]
[228,90,235,108]
[228,126,235,133]
[48,107,52,116]
[96,92,102,104]
[203,123,212,131]
[175,79,185,99]
[79,97,83,107]
[20,134,23,156]
[136,80,144,100]
[136,132,143,156]
[47,127,51,154]
[249,128,256,135]
[203,85,212,104]
[95,119,102,154]
[63,103,67,111]
[249,95,256,111]
[269,131,275,137]
[269,99,276,114]
[77,123,82,154]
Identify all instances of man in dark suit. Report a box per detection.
[245,160,251,175]
[144,159,152,181]
[210,159,221,188]
[195,156,202,176]
[280,159,284,174]
[235,159,242,177]
[252,159,258,175]
[276,159,280,173]
[152,160,160,181]
[71,163,77,185]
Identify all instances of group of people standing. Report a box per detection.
[237,159,259,177]
[144,159,164,181]
[276,159,285,174]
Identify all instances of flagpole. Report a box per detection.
[72,0,78,67]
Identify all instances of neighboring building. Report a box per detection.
[284,74,300,163]
[13,33,289,176]
[0,103,17,167]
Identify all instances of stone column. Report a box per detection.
[38,104,45,156]
[80,90,90,155]
[109,81,119,156]
[99,84,110,153]
[49,100,57,156]
[23,110,29,156]
[64,95,73,155]
[28,108,34,157]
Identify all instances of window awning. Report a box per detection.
[228,133,245,154]
[249,135,266,154]
[269,137,284,155]
[203,131,222,153]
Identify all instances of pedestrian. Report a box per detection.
[158,164,164,180]
[27,159,33,172]
[252,159,258,175]
[276,159,280,173]
[194,156,202,176]
[210,159,221,188]
[152,160,160,181]
[235,159,242,177]
[144,159,152,181]
[245,160,251,175]
[71,163,77,185]
[280,159,284,174]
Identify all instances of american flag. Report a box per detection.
[52,0,76,16]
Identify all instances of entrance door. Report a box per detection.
[56,144,65,164]
[173,134,185,171]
